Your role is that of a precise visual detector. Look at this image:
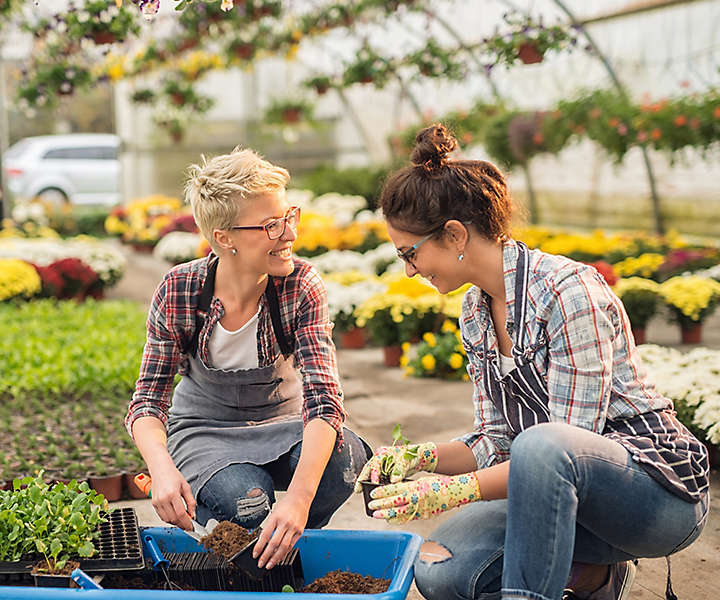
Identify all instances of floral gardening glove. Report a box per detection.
[367,472,482,525]
[354,442,438,492]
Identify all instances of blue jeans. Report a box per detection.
[195,427,370,530]
[414,423,709,600]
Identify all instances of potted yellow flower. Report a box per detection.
[402,320,469,380]
[660,276,720,344]
[613,277,662,345]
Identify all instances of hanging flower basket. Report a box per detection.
[91,31,117,45]
[233,43,255,60]
[283,108,301,123]
[517,41,544,65]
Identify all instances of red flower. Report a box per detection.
[608,117,619,127]
[159,213,199,238]
[532,132,544,145]
[586,261,618,287]
[650,128,662,140]
[32,264,65,298]
[637,131,648,142]
[674,115,687,126]
[44,258,99,299]
[689,118,700,130]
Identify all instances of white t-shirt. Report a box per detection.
[208,309,260,371]
[499,352,515,377]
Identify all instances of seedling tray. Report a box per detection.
[0,507,143,585]
[0,527,422,599]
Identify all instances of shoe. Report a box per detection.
[570,561,636,600]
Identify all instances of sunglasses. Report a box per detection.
[230,206,300,240]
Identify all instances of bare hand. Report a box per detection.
[253,493,309,569]
[148,467,196,531]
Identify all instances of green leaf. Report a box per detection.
[77,541,95,557]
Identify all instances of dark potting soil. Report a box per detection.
[30,560,80,577]
[301,569,390,594]
[200,520,256,560]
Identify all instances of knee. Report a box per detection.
[414,542,455,600]
[233,488,271,529]
[511,423,574,466]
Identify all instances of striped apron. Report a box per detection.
[483,241,709,504]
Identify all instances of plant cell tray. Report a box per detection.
[0,507,144,584]
[0,527,422,599]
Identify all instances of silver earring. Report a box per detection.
[457,253,464,262]
[231,248,237,256]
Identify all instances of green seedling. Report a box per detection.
[0,471,110,573]
[378,424,417,482]
[282,585,295,593]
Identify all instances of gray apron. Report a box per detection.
[166,257,304,498]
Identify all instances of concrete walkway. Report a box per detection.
[109,245,720,598]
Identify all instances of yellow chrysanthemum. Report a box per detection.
[0,258,42,301]
[422,332,436,347]
[449,353,464,370]
[441,319,458,333]
[421,354,436,371]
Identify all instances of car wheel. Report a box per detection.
[35,188,69,208]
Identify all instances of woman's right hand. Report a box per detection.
[148,466,197,531]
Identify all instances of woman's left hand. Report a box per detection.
[368,473,482,525]
[253,492,310,569]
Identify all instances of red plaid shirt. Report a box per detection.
[125,256,346,446]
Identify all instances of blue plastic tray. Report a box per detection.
[0,527,422,600]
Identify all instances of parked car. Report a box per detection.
[3,133,121,206]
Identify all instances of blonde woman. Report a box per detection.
[126,147,369,570]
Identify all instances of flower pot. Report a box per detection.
[234,44,254,60]
[360,480,382,517]
[123,472,148,499]
[282,108,301,123]
[131,242,155,253]
[91,31,117,45]
[517,42,544,65]
[170,92,186,106]
[89,474,124,501]
[681,323,702,344]
[631,326,646,345]
[383,345,403,368]
[340,327,366,350]
[314,84,329,95]
[33,573,76,588]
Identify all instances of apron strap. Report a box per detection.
[188,257,293,359]
[265,275,293,357]
[188,256,218,358]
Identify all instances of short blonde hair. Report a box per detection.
[184,147,290,251]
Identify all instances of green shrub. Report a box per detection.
[293,164,392,209]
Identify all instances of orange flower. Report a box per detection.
[674,115,687,126]
[650,128,662,140]
[532,132,544,145]
[608,117,619,127]
[589,108,602,119]
[713,106,720,119]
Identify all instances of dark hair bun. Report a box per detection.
[410,123,458,171]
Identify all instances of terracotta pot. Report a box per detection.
[234,44,254,60]
[170,92,186,106]
[340,327,366,350]
[631,326,646,345]
[314,84,329,95]
[517,42,544,65]
[91,31,116,45]
[88,474,124,501]
[680,323,702,344]
[131,243,155,254]
[123,472,148,499]
[282,108,301,123]
[382,345,403,368]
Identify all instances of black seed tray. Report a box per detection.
[165,548,304,592]
[0,506,143,582]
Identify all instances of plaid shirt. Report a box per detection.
[125,256,346,446]
[457,239,673,468]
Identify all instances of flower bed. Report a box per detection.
[0,300,147,486]
[0,236,126,292]
[639,345,720,449]
[104,195,186,248]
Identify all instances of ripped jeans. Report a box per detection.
[414,423,709,600]
[195,427,370,530]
